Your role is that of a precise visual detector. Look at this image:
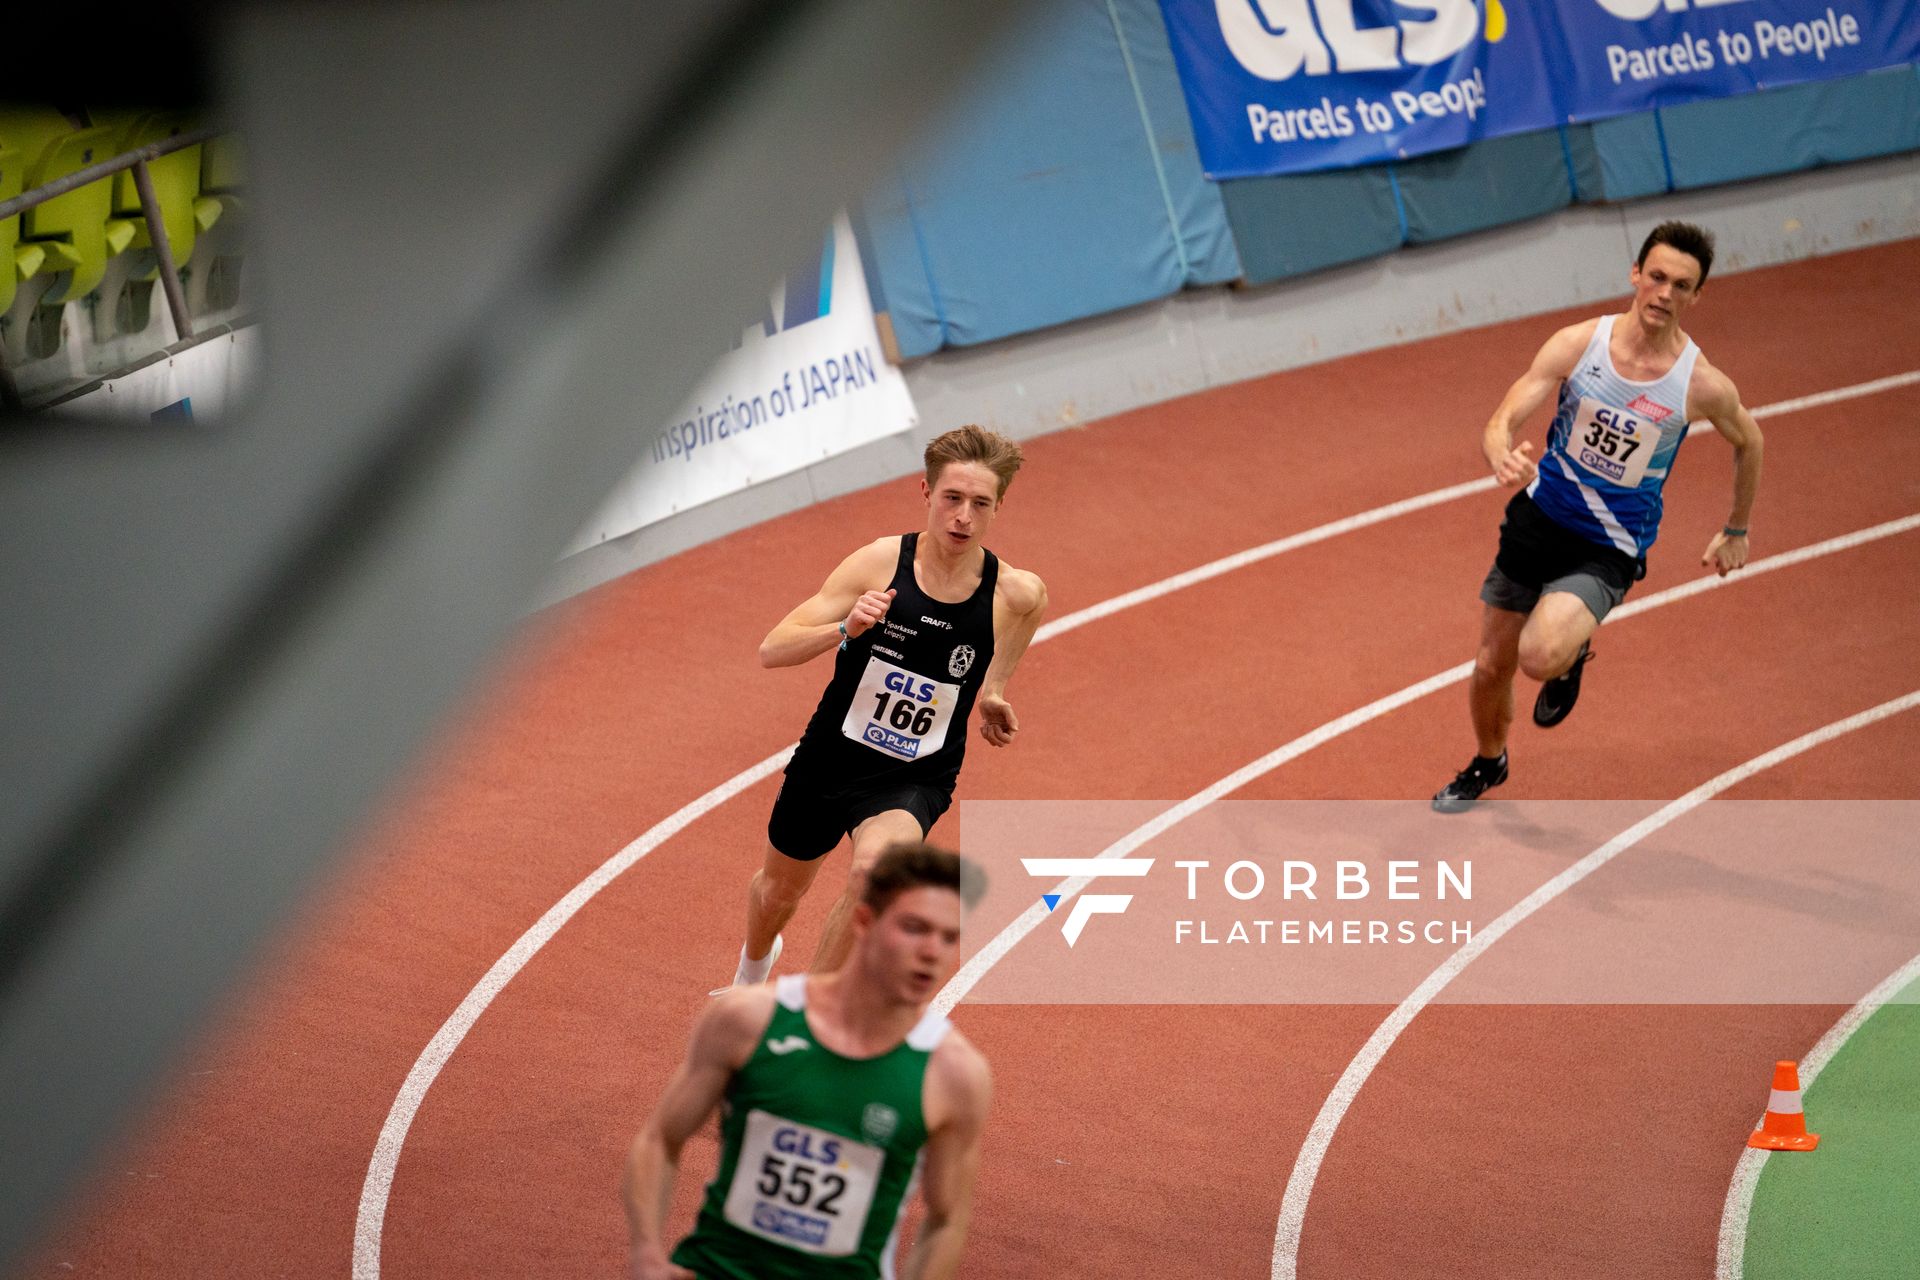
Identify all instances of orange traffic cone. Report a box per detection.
[1747,1059,1819,1151]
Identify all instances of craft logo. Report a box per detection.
[1216,0,1485,81]
[948,644,976,678]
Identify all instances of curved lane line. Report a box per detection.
[1714,947,1920,1280]
[352,751,792,1276]
[1270,693,1920,1280]
[937,514,1920,1017]
[355,370,1919,1276]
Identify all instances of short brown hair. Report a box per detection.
[862,842,986,915]
[1637,221,1715,284]
[924,425,1024,499]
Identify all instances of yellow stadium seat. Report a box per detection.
[0,107,122,304]
[99,110,208,276]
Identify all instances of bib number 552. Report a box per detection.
[756,1154,847,1216]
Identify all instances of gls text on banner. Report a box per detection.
[567,213,918,551]
[1159,0,1920,178]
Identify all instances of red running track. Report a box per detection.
[26,239,1920,1279]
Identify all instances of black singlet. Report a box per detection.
[788,533,998,791]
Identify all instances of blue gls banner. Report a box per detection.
[1540,0,1920,119]
[1161,0,1920,178]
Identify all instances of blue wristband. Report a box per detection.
[1723,525,1749,538]
[838,620,849,652]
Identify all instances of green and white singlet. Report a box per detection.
[672,974,950,1279]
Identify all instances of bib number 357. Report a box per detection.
[1569,397,1661,488]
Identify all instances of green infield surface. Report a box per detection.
[1743,974,1920,1279]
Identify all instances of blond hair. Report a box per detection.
[924,425,1024,499]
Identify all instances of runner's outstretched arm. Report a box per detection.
[624,991,766,1279]
[1482,321,1592,487]
[1693,361,1763,576]
[903,1042,992,1280]
[977,568,1047,748]
[759,538,898,668]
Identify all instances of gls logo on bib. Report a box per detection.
[1216,0,1482,81]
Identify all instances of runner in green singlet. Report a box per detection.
[625,844,991,1280]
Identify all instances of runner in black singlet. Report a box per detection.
[719,427,1047,988]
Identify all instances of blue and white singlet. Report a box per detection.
[1527,314,1701,559]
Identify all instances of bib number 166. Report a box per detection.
[842,658,958,761]
[872,688,937,735]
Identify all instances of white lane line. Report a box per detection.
[355,369,1918,1276]
[352,749,791,1277]
[1714,947,1920,1280]
[1037,366,1919,646]
[936,513,1920,1017]
[1272,693,1920,1280]
[1742,369,1920,421]
[1034,478,1495,644]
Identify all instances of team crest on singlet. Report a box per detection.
[948,645,975,678]
[861,1102,899,1144]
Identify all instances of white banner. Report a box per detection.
[568,213,918,553]
[44,325,259,424]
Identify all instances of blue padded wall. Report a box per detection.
[861,0,1916,355]
[861,0,1239,358]
[1218,168,1402,284]
[1657,66,1920,190]
[1584,67,1920,200]
[1393,128,1576,243]
[1222,128,1579,287]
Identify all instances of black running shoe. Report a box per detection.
[1431,752,1509,814]
[1533,642,1594,728]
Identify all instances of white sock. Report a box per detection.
[733,934,783,986]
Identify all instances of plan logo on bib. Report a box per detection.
[948,645,975,678]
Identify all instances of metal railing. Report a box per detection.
[0,123,227,410]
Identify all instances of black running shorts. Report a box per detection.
[766,772,953,862]
[1481,490,1645,622]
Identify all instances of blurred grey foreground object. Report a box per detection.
[0,0,1028,1267]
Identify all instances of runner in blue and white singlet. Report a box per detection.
[1528,313,1701,560]
[1432,222,1765,814]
